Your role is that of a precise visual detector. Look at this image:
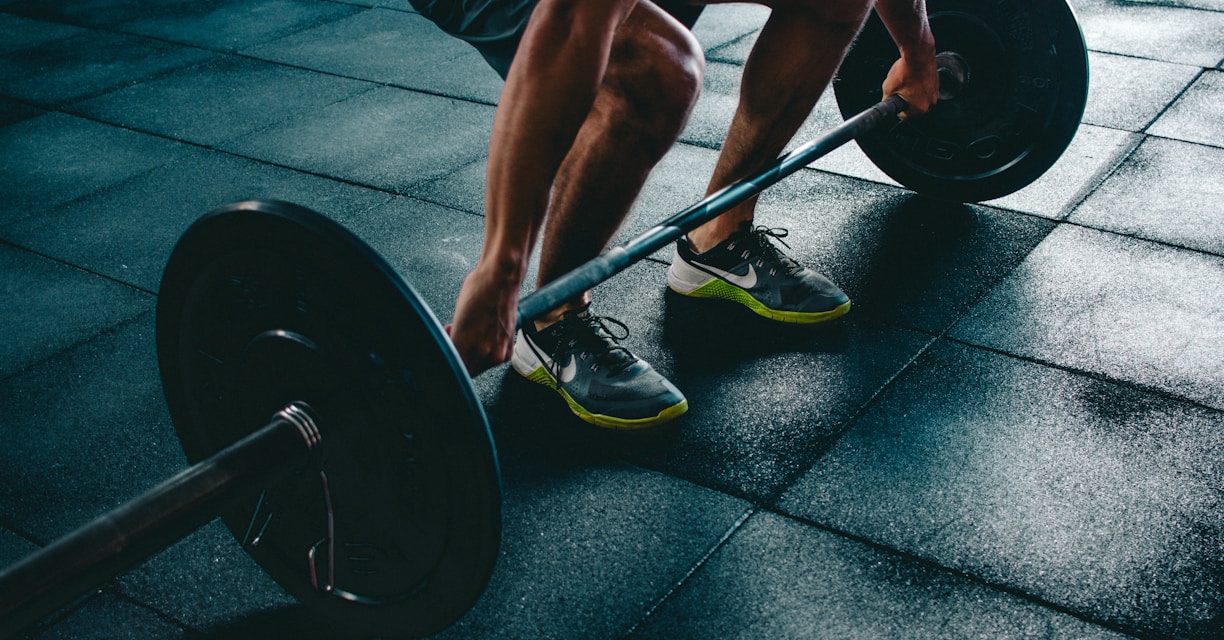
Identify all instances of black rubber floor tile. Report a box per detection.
[690,3,769,53]
[0,96,42,126]
[73,55,374,147]
[335,195,492,322]
[2,0,141,28]
[1082,52,1201,132]
[0,314,177,539]
[778,341,1224,638]
[747,171,1057,334]
[512,256,932,502]
[1070,137,1224,256]
[1073,0,1224,67]
[405,157,488,215]
[0,529,36,569]
[982,125,1141,219]
[1122,0,1224,13]
[37,595,189,640]
[1149,69,1224,148]
[113,520,298,634]
[636,318,930,502]
[679,61,741,149]
[242,8,502,103]
[950,225,1224,410]
[112,0,361,52]
[0,148,392,292]
[1,0,152,28]
[221,86,494,193]
[433,464,749,640]
[0,113,203,226]
[0,13,87,54]
[707,30,756,65]
[0,30,211,107]
[0,246,153,380]
[632,511,1129,640]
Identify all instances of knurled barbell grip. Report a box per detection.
[0,403,321,637]
[515,93,908,326]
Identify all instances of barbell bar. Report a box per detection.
[0,0,1089,637]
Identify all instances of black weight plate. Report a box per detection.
[156,200,500,638]
[834,0,1089,202]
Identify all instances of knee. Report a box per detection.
[605,23,705,138]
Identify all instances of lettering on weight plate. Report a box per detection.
[1017,76,1053,91]
[923,137,958,162]
[968,136,1001,160]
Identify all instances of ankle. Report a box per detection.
[687,220,750,254]
[532,298,589,332]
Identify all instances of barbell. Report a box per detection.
[0,0,1088,637]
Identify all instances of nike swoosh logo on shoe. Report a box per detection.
[699,263,757,289]
[556,358,579,383]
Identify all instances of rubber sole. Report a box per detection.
[668,269,851,324]
[519,365,688,429]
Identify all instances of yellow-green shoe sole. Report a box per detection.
[520,366,688,430]
[670,278,851,324]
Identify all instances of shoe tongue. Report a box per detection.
[567,310,636,373]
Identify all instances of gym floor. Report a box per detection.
[1,1,1222,638]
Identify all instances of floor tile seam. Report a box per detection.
[43,101,427,203]
[0,4,358,58]
[104,584,201,637]
[704,32,756,65]
[753,200,1068,502]
[1,33,221,111]
[757,506,1149,639]
[0,238,160,297]
[754,208,1062,504]
[1054,126,1149,221]
[4,11,501,110]
[15,589,100,639]
[759,330,944,507]
[188,81,391,149]
[0,307,154,390]
[1143,128,1224,151]
[229,49,501,106]
[14,582,198,639]
[1056,214,1224,260]
[940,333,1224,416]
[1137,66,1210,135]
[618,505,756,639]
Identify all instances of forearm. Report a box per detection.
[872,0,934,58]
[480,0,639,280]
[871,0,937,114]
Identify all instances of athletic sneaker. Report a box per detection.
[667,223,850,323]
[510,307,688,429]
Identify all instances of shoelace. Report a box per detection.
[745,226,804,277]
[548,311,636,376]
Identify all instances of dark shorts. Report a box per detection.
[413,0,705,79]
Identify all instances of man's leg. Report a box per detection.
[666,0,872,324]
[507,2,704,429]
[533,1,704,326]
[689,0,871,250]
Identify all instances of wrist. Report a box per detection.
[474,251,529,288]
[898,28,936,60]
